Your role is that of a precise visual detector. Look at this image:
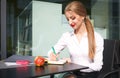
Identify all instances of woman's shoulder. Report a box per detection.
[94,32,103,39]
[94,32,104,43]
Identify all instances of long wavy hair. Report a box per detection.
[64,1,96,60]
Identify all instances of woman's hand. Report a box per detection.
[62,58,71,63]
[49,52,59,61]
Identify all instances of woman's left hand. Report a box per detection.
[62,58,71,63]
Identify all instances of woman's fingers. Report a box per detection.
[49,52,57,61]
[62,58,71,63]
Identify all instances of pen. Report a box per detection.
[52,47,58,60]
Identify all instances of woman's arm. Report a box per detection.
[47,32,68,60]
[88,33,104,71]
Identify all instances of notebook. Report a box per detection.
[45,58,67,65]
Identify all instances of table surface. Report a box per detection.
[0,62,88,78]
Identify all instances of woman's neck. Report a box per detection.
[74,23,87,35]
[74,23,87,43]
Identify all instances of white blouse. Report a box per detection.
[48,31,104,72]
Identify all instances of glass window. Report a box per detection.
[1,0,119,57]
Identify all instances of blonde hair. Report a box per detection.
[65,1,96,60]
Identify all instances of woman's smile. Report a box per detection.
[70,22,76,27]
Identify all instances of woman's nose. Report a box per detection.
[68,20,72,25]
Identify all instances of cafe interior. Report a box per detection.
[0,0,120,78]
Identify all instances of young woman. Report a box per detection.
[48,1,104,78]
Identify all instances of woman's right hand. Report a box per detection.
[49,52,58,61]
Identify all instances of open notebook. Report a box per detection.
[45,58,67,65]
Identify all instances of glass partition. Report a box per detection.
[17,2,32,55]
[91,0,119,39]
[17,1,63,56]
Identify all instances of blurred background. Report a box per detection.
[0,0,120,59]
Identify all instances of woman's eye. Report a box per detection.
[72,17,75,20]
